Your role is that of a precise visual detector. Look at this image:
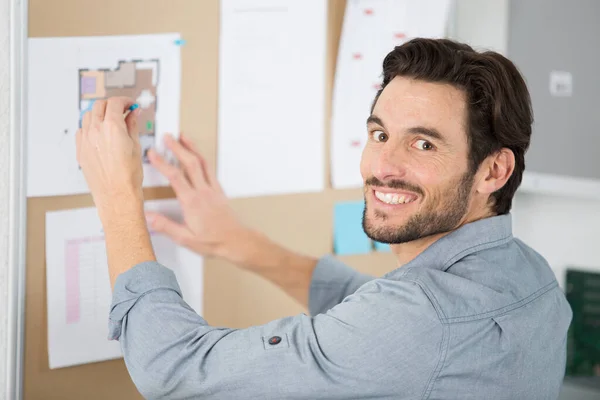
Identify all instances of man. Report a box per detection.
[77,38,572,399]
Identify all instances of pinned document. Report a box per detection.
[333,200,372,255]
[217,0,327,198]
[45,199,203,369]
[27,33,182,197]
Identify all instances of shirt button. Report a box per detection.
[268,336,282,345]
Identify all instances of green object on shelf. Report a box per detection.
[565,268,600,377]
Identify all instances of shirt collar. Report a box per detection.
[397,214,513,273]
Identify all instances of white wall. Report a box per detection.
[513,193,600,289]
[450,0,509,54]
[450,0,600,288]
[0,0,11,397]
[451,1,600,399]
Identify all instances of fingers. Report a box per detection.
[147,148,194,197]
[82,109,92,133]
[125,107,140,139]
[105,96,136,120]
[164,135,207,189]
[146,211,193,246]
[179,134,222,191]
[91,99,107,122]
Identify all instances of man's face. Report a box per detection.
[361,76,476,244]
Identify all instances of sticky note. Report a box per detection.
[333,200,372,255]
[373,241,391,252]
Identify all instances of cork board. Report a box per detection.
[25,1,397,398]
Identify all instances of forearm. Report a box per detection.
[226,228,318,308]
[98,191,156,288]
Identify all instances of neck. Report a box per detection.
[390,207,496,266]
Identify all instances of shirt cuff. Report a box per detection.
[108,261,182,341]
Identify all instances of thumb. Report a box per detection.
[146,211,192,246]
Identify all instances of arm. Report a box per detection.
[215,226,374,314]
[221,226,320,308]
[76,96,374,310]
[109,261,441,399]
[146,134,375,311]
[100,191,156,288]
[76,97,156,287]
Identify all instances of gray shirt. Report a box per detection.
[108,214,572,399]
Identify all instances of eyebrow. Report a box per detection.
[407,126,446,144]
[366,115,386,128]
[366,114,447,145]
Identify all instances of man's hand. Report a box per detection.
[76,96,144,219]
[146,134,247,261]
[76,96,156,287]
[148,133,318,307]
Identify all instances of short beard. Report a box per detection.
[362,170,475,244]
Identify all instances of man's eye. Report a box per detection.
[372,130,388,142]
[414,139,434,150]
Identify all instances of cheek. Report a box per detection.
[409,157,449,193]
[414,147,457,173]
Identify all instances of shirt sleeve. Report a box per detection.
[109,261,442,400]
[308,255,375,316]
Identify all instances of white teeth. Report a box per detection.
[375,191,415,205]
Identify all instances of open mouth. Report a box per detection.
[373,189,419,205]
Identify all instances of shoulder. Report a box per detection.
[311,276,445,381]
[398,237,560,322]
[317,276,444,341]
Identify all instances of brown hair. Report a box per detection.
[371,38,533,215]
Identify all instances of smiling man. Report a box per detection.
[77,38,572,399]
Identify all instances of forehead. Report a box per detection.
[373,76,468,142]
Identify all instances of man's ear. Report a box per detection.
[475,148,515,195]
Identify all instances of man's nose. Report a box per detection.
[371,144,408,182]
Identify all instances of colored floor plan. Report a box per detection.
[79,60,159,161]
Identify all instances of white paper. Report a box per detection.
[330,0,452,189]
[218,0,327,198]
[45,198,203,370]
[27,33,182,198]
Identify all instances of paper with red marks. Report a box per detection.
[45,199,203,369]
[330,0,452,189]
